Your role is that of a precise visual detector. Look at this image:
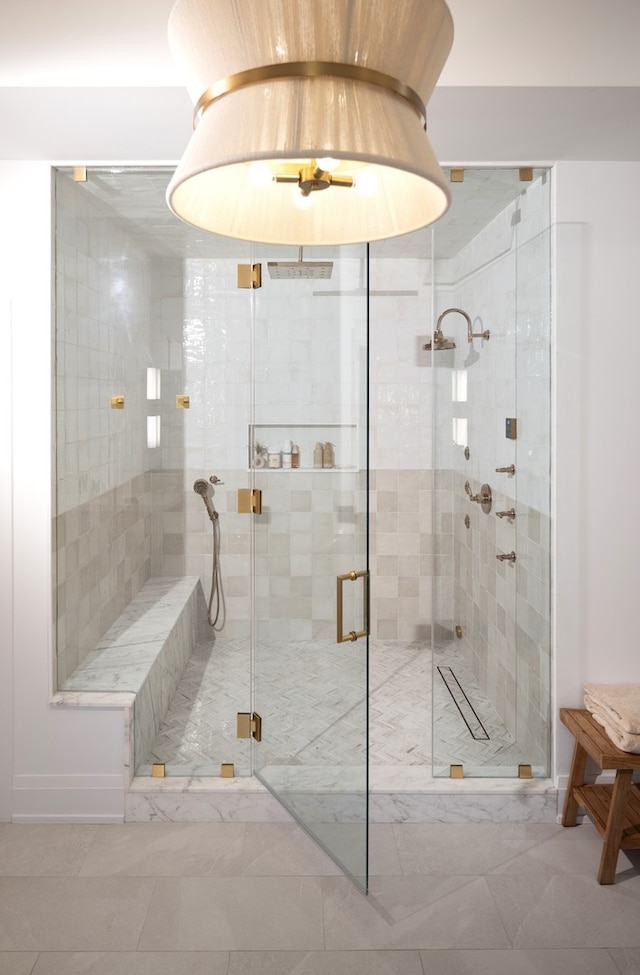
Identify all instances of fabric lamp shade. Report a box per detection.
[167,0,454,245]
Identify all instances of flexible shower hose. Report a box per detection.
[206,512,226,630]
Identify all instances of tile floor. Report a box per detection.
[0,818,639,974]
[140,637,528,778]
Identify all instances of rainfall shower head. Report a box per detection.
[267,247,333,280]
[423,333,456,351]
[193,478,217,522]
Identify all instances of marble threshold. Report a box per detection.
[125,770,558,824]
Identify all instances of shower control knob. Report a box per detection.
[465,481,492,513]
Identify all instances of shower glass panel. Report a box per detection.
[431,168,552,778]
[251,244,370,893]
[53,167,254,778]
[53,167,370,849]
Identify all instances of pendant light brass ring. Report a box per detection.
[194,61,427,131]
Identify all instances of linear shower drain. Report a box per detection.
[437,666,490,741]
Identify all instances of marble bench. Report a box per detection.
[61,576,207,773]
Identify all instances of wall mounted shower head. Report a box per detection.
[423,332,456,351]
[423,307,490,354]
[193,478,217,522]
[438,307,490,344]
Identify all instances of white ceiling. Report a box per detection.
[3,0,640,89]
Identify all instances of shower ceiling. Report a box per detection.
[74,166,537,261]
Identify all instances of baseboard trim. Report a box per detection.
[12,812,124,823]
[11,773,125,822]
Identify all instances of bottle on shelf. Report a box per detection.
[313,442,324,469]
[291,444,300,469]
[282,440,292,469]
[322,442,334,468]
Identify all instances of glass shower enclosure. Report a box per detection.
[53,163,552,892]
[431,168,552,778]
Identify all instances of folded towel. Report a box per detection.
[589,708,640,754]
[583,683,640,735]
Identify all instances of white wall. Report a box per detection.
[554,161,640,778]
[0,163,127,822]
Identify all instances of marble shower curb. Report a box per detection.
[125,774,558,823]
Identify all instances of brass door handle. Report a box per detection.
[337,569,369,644]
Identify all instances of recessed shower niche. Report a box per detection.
[53,165,553,881]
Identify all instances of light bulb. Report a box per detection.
[293,193,313,210]
[248,162,274,188]
[355,169,379,197]
[316,156,339,172]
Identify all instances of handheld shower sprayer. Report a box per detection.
[193,474,226,630]
[193,478,217,522]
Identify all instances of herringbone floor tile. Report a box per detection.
[140,637,527,775]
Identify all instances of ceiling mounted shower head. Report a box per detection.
[267,247,333,280]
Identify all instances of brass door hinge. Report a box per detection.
[237,712,262,742]
[237,263,262,289]
[518,764,533,779]
[450,764,464,779]
[237,488,262,514]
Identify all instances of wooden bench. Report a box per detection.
[560,707,640,883]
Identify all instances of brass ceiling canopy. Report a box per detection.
[166,0,454,245]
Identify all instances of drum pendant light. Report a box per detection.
[167,0,454,245]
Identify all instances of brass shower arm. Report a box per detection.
[436,307,490,343]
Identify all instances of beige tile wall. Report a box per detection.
[54,473,153,688]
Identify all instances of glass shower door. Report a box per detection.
[251,243,369,892]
